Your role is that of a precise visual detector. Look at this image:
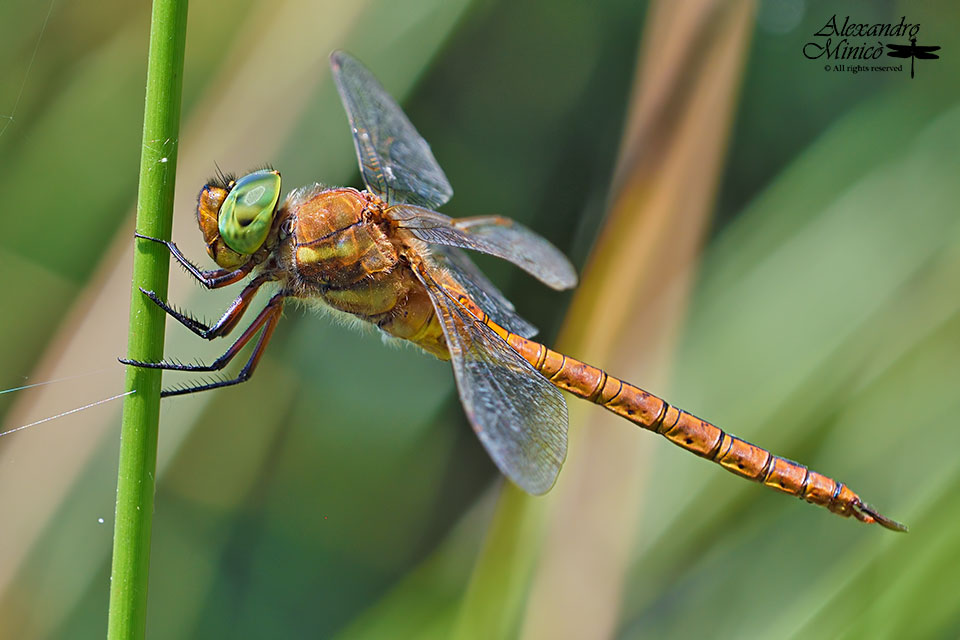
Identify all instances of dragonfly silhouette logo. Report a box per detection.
[886,37,941,78]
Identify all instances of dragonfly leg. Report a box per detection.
[120,293,284,397]
[135,233,253,288]
[140,273,277,339]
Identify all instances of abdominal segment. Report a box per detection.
[314,269,448,359]
[375,280,448,359]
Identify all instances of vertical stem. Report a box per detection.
[107,1,189,638]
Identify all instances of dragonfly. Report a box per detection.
[886,37,941,78]
[122,51,906,532]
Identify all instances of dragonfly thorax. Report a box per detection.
[288,186,398,288]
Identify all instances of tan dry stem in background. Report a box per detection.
[520,1,756,638]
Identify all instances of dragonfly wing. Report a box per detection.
[414,266,568,494]
[431,246,539,338]
[389,204,578,290]
[885,45,912,57]
[330,51,453,209]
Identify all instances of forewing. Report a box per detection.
[414,268,568,494]
[330,51,453,209]
[389,205,578,290]
[430,246,538,338]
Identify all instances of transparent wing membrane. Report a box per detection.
[330,51,453,209]
[413,266,568,494]
[390,205,577,290]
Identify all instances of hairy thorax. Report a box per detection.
[275,185,447,358]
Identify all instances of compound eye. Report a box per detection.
[218,169,281,254]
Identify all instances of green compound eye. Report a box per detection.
[218,169,282,254]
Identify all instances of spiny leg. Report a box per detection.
[120,294,285,397]
[161,303,282,398]
[141,273,277,340]
[119,294,282,372]
[135,233,253,288]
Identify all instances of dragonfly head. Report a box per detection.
[197,169,282,268]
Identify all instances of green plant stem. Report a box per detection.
[107,0,188,637]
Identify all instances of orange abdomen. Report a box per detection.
[451,293,905,531]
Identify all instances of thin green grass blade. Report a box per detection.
[107,1,189,638]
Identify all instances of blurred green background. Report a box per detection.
[1,0,958,637]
